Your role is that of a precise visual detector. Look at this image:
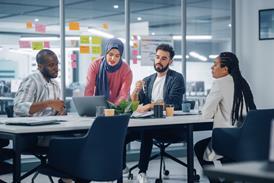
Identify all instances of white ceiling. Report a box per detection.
[0,0,231,37]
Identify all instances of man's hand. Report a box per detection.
[47,99,65,113]
[134,80,144,94]
[131,80,144,101]
[136,103,153,113]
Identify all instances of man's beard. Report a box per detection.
[154,63,169,73]
[41,67,56,79]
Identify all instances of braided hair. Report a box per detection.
[219,52,256,125]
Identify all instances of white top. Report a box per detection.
[151,75,166,102]
[202,75,234,128]
[202,74,234,161]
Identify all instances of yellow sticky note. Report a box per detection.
[92,46,102,55]
[32,41,44,50]
[26,21,33,29]
[92,36,102,45]
[69,22,80,31]
[80,46,90,54]
[80,35,90,44]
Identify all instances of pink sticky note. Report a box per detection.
[71,54,76,61]
[71,61,77,69]
[133,35,138,41]
[44,41,50,48]
[132,50,138,56]
[133,58,138,64]
[19,41,31,48]
[35,23,46,33]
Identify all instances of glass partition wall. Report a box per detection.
[0,0,232,158]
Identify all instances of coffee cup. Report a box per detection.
[182,103,191,112]
[104,109,115,116]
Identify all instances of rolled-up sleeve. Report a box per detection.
[14,78,37,116]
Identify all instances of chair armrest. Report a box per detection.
[212,128,241,160]
[47,136,86,173]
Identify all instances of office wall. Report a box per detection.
[236,0,274,108]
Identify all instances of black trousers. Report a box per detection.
[123,130,153,173]
[194,137,232,183]
[124,127,186,173]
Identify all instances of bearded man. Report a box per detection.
[123,44,186,183]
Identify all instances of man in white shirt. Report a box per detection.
[125,44,185,183]
[14,49,65,116]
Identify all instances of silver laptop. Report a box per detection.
[72,96,108,117]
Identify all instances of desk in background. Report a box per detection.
[0,114,213,183]
[204,161,274,183]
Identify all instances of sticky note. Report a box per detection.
[69,22,80,30]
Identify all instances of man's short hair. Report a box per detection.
[156,44,175,60]
[36,49,56,64]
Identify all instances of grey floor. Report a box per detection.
[0,157,209,183]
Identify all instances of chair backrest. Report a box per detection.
[235,109,274,161]
[73,114,130,181]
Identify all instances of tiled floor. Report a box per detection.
[0,157,210,183]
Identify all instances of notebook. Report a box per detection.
[3,118,65,126]
[265,119,274,171]
[72,96,108,117]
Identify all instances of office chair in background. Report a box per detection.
[37,115,130,182]
[212,109,274,162]
[128,101,200,183]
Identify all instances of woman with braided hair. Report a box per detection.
[194,52,256,176]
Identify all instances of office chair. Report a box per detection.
[4,105,52,182]
[128,103,200,183]
[37,115,130,182]
[0,140,13,176]
[212,109,274,162]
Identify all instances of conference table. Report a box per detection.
[0,112,213,183]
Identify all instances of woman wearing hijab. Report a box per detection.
[194,52,256,182]
[85,38,133,105]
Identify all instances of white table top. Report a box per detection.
[0,112,213,134]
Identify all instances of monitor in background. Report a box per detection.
[10,79,22,93]
[72,96,108,117]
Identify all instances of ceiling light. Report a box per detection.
[189,51,208,61]
[34,18,39,22]
[209,54,218,59]
[137,17,142,21]
[173,55,189,59]
[172,35,212,40]
[151,32,155,36]
[88,28,114,38]
[228,24,232,27]
[113,5,119,9]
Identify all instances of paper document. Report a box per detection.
[131,111,153,118]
